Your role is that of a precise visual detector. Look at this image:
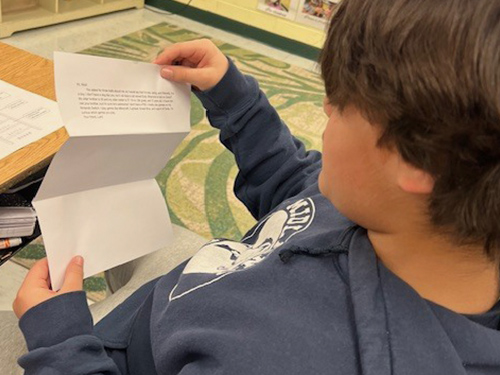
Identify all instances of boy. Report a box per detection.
[12,0,500,373]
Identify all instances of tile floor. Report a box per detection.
[0,6,320,311]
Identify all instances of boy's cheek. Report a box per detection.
[319,143,334,198]
[318,168,333,201]
[318,169,326,195]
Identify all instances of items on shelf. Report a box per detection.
[258,0,340,29]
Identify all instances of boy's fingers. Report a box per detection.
[22,258,50,289]
[60,256,84,293]
[154,39,209,65]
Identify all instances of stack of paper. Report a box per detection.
[0,207,36,238]
[0,79,64,160]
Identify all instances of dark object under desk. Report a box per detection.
[0,169,46,267]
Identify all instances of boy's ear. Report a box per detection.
[323,97,334,117]
[396,160,435,195]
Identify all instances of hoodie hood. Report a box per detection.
[347,226,500,375]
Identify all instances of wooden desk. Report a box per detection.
[0,42,68,193]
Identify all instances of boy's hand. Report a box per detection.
[154,39,229,91]
[13,256,84,319]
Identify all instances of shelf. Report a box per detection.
[1,5,57,35]
[2,6,55,24]
[58,0,102,15]
[0,0,145,38]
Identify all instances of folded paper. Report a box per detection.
[33,52,191,290]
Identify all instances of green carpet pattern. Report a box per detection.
[13,22,326,301]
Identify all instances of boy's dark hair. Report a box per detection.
[320,0,500,258]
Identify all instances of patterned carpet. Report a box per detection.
[12,22,327,301]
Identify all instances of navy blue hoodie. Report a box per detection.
[18,60,500,374]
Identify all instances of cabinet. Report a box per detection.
[0,0,144,38]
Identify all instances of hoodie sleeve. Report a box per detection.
[194,58,322,220]
[17,291,122,375]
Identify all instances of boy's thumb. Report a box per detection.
[60,256,84,292]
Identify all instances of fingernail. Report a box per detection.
[74,256,84,266]
[161,68,173,79]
